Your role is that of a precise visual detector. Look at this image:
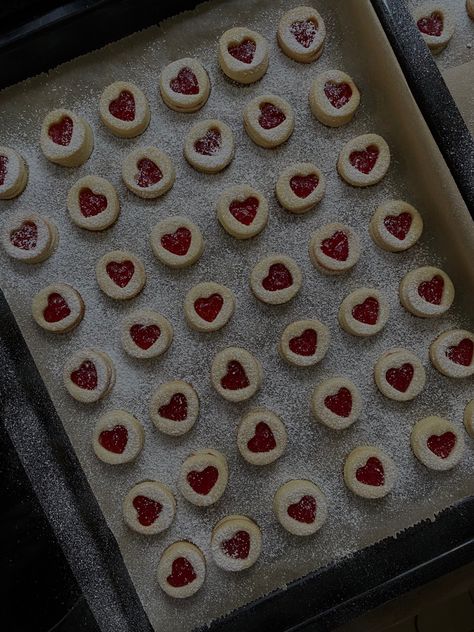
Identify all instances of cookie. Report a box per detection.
[2,213,58,263]
[399,266,454,318]
[374,347,426,401]
[184,119,234,173]
[277,6,326,63]
[184,282,235,333]
[309,70,360,127]
[344,446,397,499]
[275,162,326,214]
[217,185,268,239]
[92,409,144,465]
[337,133,390,187]
[211,347,262,402]
[464,400,474,437]
[338,288,389,337]
[32,283,84,333]
[63,348,115,403]
[369,200,423,252]
[311,377,362,430]
[150,380,199,437]
[99,81,150,138]
[243,94,295,149]
[40,109,93,167]
[218,27,269,84]
[273,479,327,536]
[413,4,455,53]
[157,541,206,599]
[309,223,360,275]
[67,175,120,231]
[468,0,474,20]
[237,409,287,465]
[178,449,228,507]
[121,309,173,359]
[123,480,175,535]
[250,254,302,305]
[122,146,175,199]
[0,146,28,199]
[150,216,204,268]
[160,58,210,112]
[411,416,464,471]
[96,250,146,300]
[279,319,330,367]
[429,329,474,378]
[211,515,262,571]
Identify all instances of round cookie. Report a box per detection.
[211,515,262,571]
[309,223,360,275]
[311,377,362,430]
[429,329,474,378]
[218,27,269,84]
[123,480,175,535]
[178,449,228,507]
[277,6,326,63]
[279,319,330,367]
[273,479,327,536]
[99,81,150,138]
[369,200,423,252]
[184,282,235,333]
[92,409,144,465]
[217,185,268,239]
[2,213,58,263]
[338,288,389,337]
[374,347,426,401]
[243,94,294,149]
[337,133,390,187]
[150,216,203,268]
[211,347,262,403]
[309,70,360,127]
[250,254,302,305]
[32,283,84,333]
[413,4,455,54]
[464,400,474,437]
[344,446,397,499]
[276,162,326,214]
[399,266,454,318]
[468,0,474,20]
[411,416,464,471]
[0,146,28,199]
[40,109,93,167]
[63,348,115,403]
[157,541,206,599]
[160,58,210,113]
[184,119,235,173]
[150,380,199,437]
[121,309,173,359]
[122,146,175,199]
[237,409,287,465]
[96,250,146,300]
[67,175,120,231]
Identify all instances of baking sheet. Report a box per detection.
[0,1,473,631]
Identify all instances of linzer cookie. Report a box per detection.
[0,146,28,199]
[122,146,175,199]
[178,449,228,507]
[279,319,330,367]
[273,479,328,536]
[250,254,302,304]
[413,4,454,54]
[374,348,426,401]
[237,409,287,465]
[311,377,362,430]
[464,400,474,437]
[67,176,120,231]
[157,541,206,599]
[160,58,210,112]
[121,309,173,359]
[338,288,390,337]
[370,200,423,252]
[218,27,269,84]
[276,162,326,214]
[150,216,204,268]
[123,480,175,535]
[399,266,454,318]
[184,119,234,173]
[211,347,262,402]
[2,213,58,263]
[243,94,294,148]
[211,515,262,571]
[92,410,144,465]
[344,446,397,499]
[411,416,464,471]
[429,329,474,378]
[99,81,150,138]
[96,250,146,300]
[150,380,199,436]
[310,70,360,127]
[277,6,326,63]
[40,109,93,167]
[63,348,115,403]
[184,282,235,333]
[217,185,268,239]
[32,283,84,334]
[309,223,360,274]
[337,133,390,187]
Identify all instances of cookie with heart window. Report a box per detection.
[157,541,206,599]
[40,109,93,167]
[160,57,210,112]
[32,283,84,334]
[122,146,175,199]
[399,266,454,318]
[2,213,58,263]
[277,6,326,63]
[413,4,455,54]
[149,380,199,436]
[178,449,228,507]
[250,254,302,305]
[184,119,235,173]
[0,146,28,199]
[338,288,390,337]
[369,200,423,252]
[464,400,474,437]
[211,515,262,571]
[92,410,144,465]
[123,480,175,535]
[67,175,120,231]
[344,446,397,499]
[184,282,235,333]
[99,81,150,138]
[429,329,474,378]
[337,133,390,187]
[276,162,326,214]
[217,185,268,239]
[273,479,328,536]
[309,223,360,275]
[374,347,426,401]
[218,27,269,84]
[237,409,287,465]
[243,94,295,149]
[310,70,360,127]
[150,216,204,268]
[63,348,115,403]
[279,319,330,367]
[411,416,464,471]
[96,249,146,300]
[211,347,263,402]
[121,309,173,359]
[311,377,362,430]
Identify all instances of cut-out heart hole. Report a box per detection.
[349,145,379,174]
[161,227,191,256]
[167,557,196,588]
[262,263,292,291]
[258,102,286,130]
[132,495,162,526]
[70,360,97,390]
[187,466,219,495]
[290,174,318,198]
[229,197,259,225]
[356,457,384,486]
[170,67,199,95]
[417,12,443,37]
[221,361,249,390]
[48,116,73,146]
[106,260,135,288]
[289,329,317,356]
[0,155,8,186]
[385,363,414,393]
[99,425,128,454]
[287,495,316,523]
[159,393,188,421]
[427,432,456,459]
[446,338,473,366]
[227,38,256,64]
[222,530,250,559]
[417,275,444,305]
[79,188,107,218]
[247,421,276,453]
[324,81,352,109]
[324,387,352,418]
[108,90,135,121]
[194,128,221,155]
[321,230,349,261]
[43,293,71,323]
[10,221,38,250]
[135,158,163,188]
[130,324,161,350]
[290,19,317,48]
[383,212,412,241]
[194,293,223,322]
[352,297,379,325]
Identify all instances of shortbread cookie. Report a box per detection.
[277,6,326,63]
[344,446,397,499]
[429,329,474,378]
[237,409,287,465]
[413,4,455,53]
[96,250,146,300]
[121,309,173,359]
[218,27,269,84]
[310,70,360,127]
[122,146,175,199]
[311,377,362,430]
[150,216,204,268]
[32,283,84,333]
[67,175,120,231]
[93,410,144,465]
[0,146,28,199]
[99,81,150,138]
[123,481,175,535]
[369,200,423,252]
[160,58,210,113]
[2,213,58,263]
[178,449,228,507]
[211,515,262,571]
[63,348,115,403]
[279,319,330,367]
[184,282,235,333]
[399,266,454,318]
[374,348,426,401]
[157,541,206,599]
[309,223,360,275]
[276,162,326,214]
[211,347,262,402]
[411,416,464,471]
[464,400,474,437]
[150,380,199,436]
[273,479,327,536]
[217,185,268,239]
[184,119,234,173]
[337,133,390,187]
[40,109,93,167]
[468,0,474,20]
[338,288,389,337]
[250,254,302,305]
[243,94,295,149]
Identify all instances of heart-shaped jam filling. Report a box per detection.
[48,116,73,146]
[356,457,384,486]
[290,19,317,48]
[194,293,223,322]
[349,145,379,174]
[70,360,97,390]
[289,329,317,356]
[222,530,250,559]
[10,221,38,250]
[258,102,286,130]
[227,38,256,64]
[132,495,162,526]
[106,260,135,287]
[108,90,135,121]
[187,466,219,495]
[79,188,107,218]
[324,387,352,418]
[352,297,379,325]
[287,495,316,523]
[167,557,196,588]
[427,432,456,459]
[0,155,8,186]
[221,361,249,390]
[321,230,349,261]
[262,263,292,291]
[170,67,199,95]
[247,421,276,453]
[385,363,414,393]
[290,174,318,198]
[324,81,352,109]
[446,338,473,366]
[417,275,444,305]
[130,324,161,350]
[99,424,128,454]
[194,127,221,156]
[43,293,71,323]
[383,212,412,241]
[229,197,259,225]
[417,12,443,37]
[159,393,187,421]
[135,158,163,188]
[161,227,191,256]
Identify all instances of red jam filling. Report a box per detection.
[383,212,412,241]
[427,432,456,459]
[290,174,318,198]
[43,293,71,323]
[351,297,379,325]
[324,387,352,418]
[194,127,221,156]
[98,424,128,454]
[135,158,163,188]
[227,38,256,64]
[108,90,135,121]
[417,275,444,305]
[290,19,317,48]
[170,66,199,95]
[48,116,73,146]
[229,197,259,225]
[10,221,38,250]
[221,360,249,390]
[222,530,250,559]
[385,363,414,393]
[194,293,223,322]
[106,260,135,287]
[320,230,349,261]
[159,393,188,421]
[349,145,379,174]
[167,558,196,588]
[262,263,292,291]
[446,338,473,366]
[132,495,162,526]
[79,188,107,218]
[324,81,352,109]
[356,457,384,486]
[258,102,286,130]
[70,360,97,390]
[417,12,443,37]
[187,466,218,495]
[247,421,276,453]
[161,227,191,256]
[287,495,316,523]
[130,324,161,350]
[0,155,8,186]
[289,329,317,356]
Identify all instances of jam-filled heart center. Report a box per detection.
[135,158,163,188]
[194,128,221,156]
[167,557,196,588]
[356,457,384,486]
[109,90,135,121]
[321,230,349,261]
[130,324,161,350]
[247,421,276,453]
[290,174,318,198]
[48,116,73,146]
[289,328,317,356]
[79,188,107,218]
[383,212,412,240]
[70,360,97,390]
[133,495,162,526]
[43,293,71,323]
[349,145,379,174]
[262,263,292,291]
[352,297,379,325]
[170,67,199,95]
[222,530,251,559]
[417,275,444,305]
[194,293,223,322]
[287,495,316,523]
[99,424,128,454]
[386,363,414,392]
[0,155,8,186]
[290,19,317,48]
[446,338,473,366]
[417,11,443,37]
[229,197,259,225]
[324,387,352,418]
[221,360,249,390]
[10,221,38,250]
[159,393,188,421]
[324,81,352,109]
[106,260,135,287]
[427,432,456,459]
[258,102,286,130]
[187,466,219,495]
[227,38,256,64]
[161,227,191,256]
